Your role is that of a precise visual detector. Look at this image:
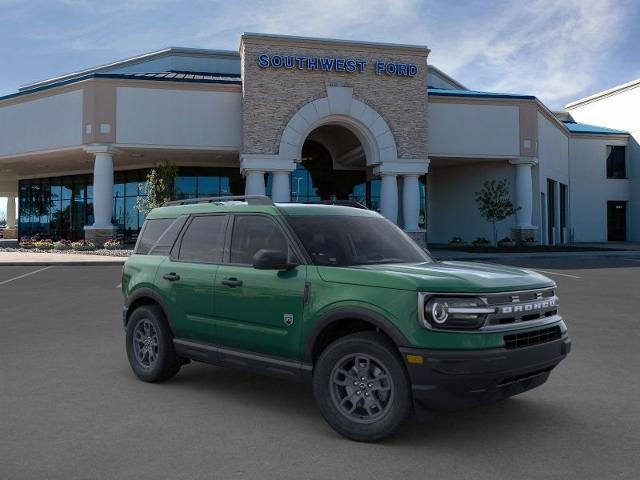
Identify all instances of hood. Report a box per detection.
[317,261,554,293]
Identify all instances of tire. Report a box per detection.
[313,331,412,442]
[125,305,181,383]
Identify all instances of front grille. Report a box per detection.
[484,288,558,327]
[504,326,562,350]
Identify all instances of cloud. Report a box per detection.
[1,0,636,108]
[430,0,631,107]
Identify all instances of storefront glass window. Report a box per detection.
[18,166,243,242]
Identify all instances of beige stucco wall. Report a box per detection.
[240,35,429,160]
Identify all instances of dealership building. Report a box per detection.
[0,33,637,245]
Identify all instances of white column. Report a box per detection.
[92,152,114,227]
[271,171,290,203]
[245,170,266,196]
[6,195,16,229]
[379,173,398,224]
[510,158,537,229]
[402,174,420,231]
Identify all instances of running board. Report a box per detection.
[173,338,312,381]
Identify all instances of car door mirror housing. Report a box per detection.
[252,249,297,270]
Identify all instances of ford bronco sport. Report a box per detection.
[122,195,570,442]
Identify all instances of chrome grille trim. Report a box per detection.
[417,287,560,332]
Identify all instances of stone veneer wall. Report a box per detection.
[240,36,429,160]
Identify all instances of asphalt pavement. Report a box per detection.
[1,257,639,480]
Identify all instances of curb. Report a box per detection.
[0,260,126,266]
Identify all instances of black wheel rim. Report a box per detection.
[133,319,159,369]
[329,353,394,424]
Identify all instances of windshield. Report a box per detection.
[286,215,433,266]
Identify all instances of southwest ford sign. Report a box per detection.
[257,54,418,77]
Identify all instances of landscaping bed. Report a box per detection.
[0,247,132,257]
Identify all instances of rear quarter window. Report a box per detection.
[135,217,186,255]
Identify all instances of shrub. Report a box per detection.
[71,240,96,251]
[472,237,491,246]
[54,239,72,250]
[33,239,54,250]
[448,237,466,246]
[103,238,122,250]
[19,236,35,249]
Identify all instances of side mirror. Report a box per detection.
[252,249,297,271]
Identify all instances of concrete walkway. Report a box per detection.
[0,251,127,266]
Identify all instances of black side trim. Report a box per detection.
[303,306,409,364]
[174,339,312,381]
[124,287,176,334]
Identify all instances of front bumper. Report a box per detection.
[400,334,571,410]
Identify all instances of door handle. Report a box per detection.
[221,277,243,287]
[163,272,181,282]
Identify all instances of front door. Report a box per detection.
[607,201,627,241]
[213,214,306,360]
[157,214,229,343]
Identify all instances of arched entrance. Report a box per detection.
[246,86,428,229]
[279,124,381,210]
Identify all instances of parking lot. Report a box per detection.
[1,257,639,480]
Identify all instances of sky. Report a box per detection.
[1,0,639,216]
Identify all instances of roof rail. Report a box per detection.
[163,195,274,207]
[304,200,369,209]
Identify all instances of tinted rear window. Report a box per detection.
[135,217,185,255]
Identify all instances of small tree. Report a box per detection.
[474,179,519,246]
[136,160,178,215]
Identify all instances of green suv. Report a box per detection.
[122,196,570,441]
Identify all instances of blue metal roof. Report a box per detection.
[562,121,628,135]
[0,71,242,102]
[428,87,535,100]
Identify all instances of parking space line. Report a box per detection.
[532,269,581,279]
[0,266,52,286]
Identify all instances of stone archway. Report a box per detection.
[278,86,398,166]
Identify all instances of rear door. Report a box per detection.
[213,214,307,360]
[158,214,229,344]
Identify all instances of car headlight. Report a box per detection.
[421,296,495,330]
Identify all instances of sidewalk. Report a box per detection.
[0,251,127,266]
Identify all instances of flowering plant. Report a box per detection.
[103,238,122,250]
[472,237,491,246]
[71,240,96,251]
[54,239,72,250]
[33,239,54,250]
[19,236,35,249]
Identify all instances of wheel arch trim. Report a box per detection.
[304,306,409,364]
[125,287,176,334]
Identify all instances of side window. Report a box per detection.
[178,215,228,263]
[135,218,174,255]
[230,216,288,265]
[149,216,187,255]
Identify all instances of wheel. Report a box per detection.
[125,305,181,382]
[313,331,412,442]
